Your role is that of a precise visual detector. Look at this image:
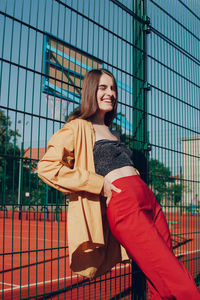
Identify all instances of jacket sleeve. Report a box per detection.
[37,124,104,195]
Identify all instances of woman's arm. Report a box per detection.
[37,124,104,195]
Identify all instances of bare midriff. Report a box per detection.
[105,166,138,184]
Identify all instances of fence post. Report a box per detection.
[132,261,146,300]
[132,0,150,298]
[18,141,24,220]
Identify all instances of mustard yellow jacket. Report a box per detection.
[37,118,129,279]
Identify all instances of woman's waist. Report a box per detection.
[105,166,139,183]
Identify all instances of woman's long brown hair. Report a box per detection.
[67,69,118,126]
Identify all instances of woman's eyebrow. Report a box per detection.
[98,84,107,87]
[98,84,115,88]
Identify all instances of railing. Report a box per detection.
[0,0,199,298]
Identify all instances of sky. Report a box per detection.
[0,0,199,175]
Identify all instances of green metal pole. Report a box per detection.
[17,141,24,220]
[132,0,150,298]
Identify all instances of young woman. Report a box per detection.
[38,69,200,299]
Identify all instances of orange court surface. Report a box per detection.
[0,211,199,299]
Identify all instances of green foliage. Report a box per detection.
[0,110,20,146]
[21,159,64,207]
[148,159,171,204]
[167,183,182,205]
[148,159,182,205]
[0,110,20,204]
[0,109,64,207]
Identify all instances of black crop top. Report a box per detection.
[93,139,134,176]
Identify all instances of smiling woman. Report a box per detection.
[37,69,200,299]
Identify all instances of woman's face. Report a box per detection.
[96,73,117,114]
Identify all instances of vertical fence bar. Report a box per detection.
[132,0,149,298]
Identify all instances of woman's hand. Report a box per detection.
[101,177,121,206]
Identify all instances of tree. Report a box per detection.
[148,159,171,204]
[0,110,66,208]
[166,181,182,205]
[148,159,182,205]
[0,110,20,204]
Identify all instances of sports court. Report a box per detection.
[0,210,199,299]
[0,210,133,299]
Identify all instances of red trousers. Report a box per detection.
[106,175,200,300]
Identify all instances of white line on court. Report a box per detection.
[0,282,19,287]
[175,249,200,256]
[0,234,66,243]
[0,264,130,293]
[0,275,77,293]
[1,250,199,293]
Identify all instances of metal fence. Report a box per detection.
[0,0,199,299]
[147,0,200,288]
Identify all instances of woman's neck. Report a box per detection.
[90,113,105,125]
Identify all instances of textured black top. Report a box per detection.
[93,139,134,177]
